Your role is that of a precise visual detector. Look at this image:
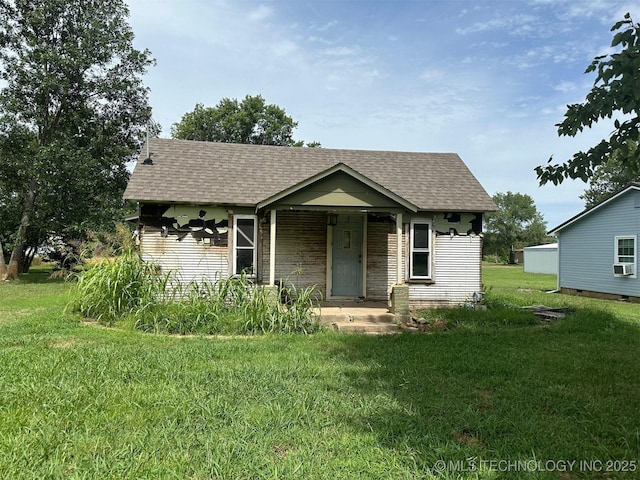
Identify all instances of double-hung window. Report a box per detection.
[410,220,431,279]
[614,235,636,276]
[233,215,257,275]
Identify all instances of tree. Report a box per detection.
[0,0,154,280]
[171,95,319,147]
[580,141,639,207]
[483,192,548,263]
[536,13,640,186]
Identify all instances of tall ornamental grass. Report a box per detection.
[68,252,164,325]
[69,255,321,334]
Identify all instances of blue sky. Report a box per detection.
[127,0,640,230]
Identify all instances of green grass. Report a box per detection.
[0,265,639,478]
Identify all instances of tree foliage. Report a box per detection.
[536,13,640,186]
[171,95,319,147]
[0,0,154,279]
[483,192,548,262]
[580,141,639,207]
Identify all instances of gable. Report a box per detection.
[550,183,640,234]
[257,165,417,212]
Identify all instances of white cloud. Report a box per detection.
[553,81,576,93]
[456,13,539,36]
[320,46,358,57]
[247,5,273,22]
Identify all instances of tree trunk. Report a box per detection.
[21,246,36,274]
[5,181,36,280]
[0,239,6,278]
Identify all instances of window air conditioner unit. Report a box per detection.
[613,263,634,276]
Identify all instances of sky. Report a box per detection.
[126,0,640,230]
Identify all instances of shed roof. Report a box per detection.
[523,243,558,251]
[124,138,496,212]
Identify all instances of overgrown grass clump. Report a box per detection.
[68,254,320,335]
[134,275,321,335]
[68,252,162,324]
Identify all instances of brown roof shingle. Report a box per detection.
[123,138,496,212]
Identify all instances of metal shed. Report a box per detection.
[523,243,558,275]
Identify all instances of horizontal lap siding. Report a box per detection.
[141,231,228,284]
[366,220,396,300]
[261,211,327,296]
[409,235,482,307]
[558,192,640,297]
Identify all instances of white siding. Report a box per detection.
[523,244,558,274]
[140,231,229,284]
[409,235,482,307]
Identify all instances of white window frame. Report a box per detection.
[233,214,257,276]
[614,235,636,278]
[410,219,432,280]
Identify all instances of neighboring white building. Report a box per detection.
[523,243,558,275]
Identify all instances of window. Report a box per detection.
[614,235,636,276]
[616,237,635,263]
[410,220,431,279]
[233,215,257,275]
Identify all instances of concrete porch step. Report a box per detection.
[319,313,402,334]
[329,320,402,334]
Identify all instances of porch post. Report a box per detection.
[396,212,403,283]
[269,209,276,286]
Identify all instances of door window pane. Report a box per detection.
[342,230,352,249]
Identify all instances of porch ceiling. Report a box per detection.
[256,163,417,212]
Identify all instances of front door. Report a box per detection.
[331,214,363,296]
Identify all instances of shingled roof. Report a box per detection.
[124,138,496,212]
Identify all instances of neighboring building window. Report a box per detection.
[410,220,431,279]
[616,236,635,263]
[233,215,257,275]
[614,236,636,276]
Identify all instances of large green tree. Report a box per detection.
[483,192,548,262]
[172,95,319,147]
[536,13,640,186]
[0,0,154,280]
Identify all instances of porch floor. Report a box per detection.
[315,300,402,334]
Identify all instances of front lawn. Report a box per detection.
[0,266,638,478]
